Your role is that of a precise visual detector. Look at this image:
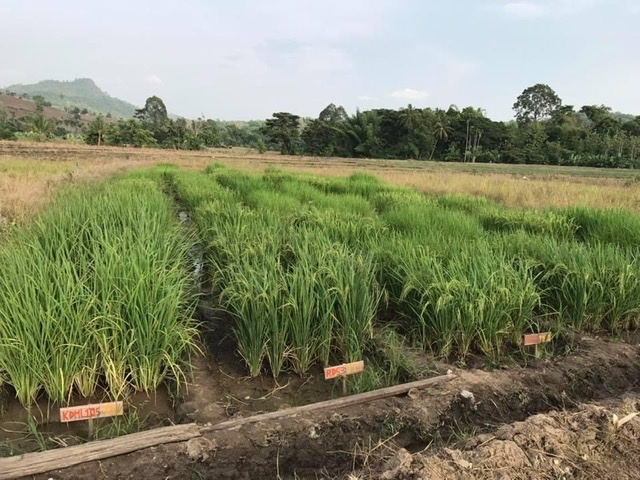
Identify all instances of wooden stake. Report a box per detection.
[87,418,94,439]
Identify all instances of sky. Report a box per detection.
[0,0,639,120]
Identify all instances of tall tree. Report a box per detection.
[513,84,562,122]
[341,110,382,158]
[262,112,300,155]
[430,111,453,160]
[319,103,348,123]
[580,105,622,136]
[135,96,170,144]
[398,104,420,130]
[84,115,106,146]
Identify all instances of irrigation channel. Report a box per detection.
[0,164,639,478]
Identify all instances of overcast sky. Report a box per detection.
[1,0,638,120]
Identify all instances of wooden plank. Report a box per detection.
[60,401,124,423]
[0,374,455,479]
[202,373,456,433]
[345,360,364,375]
[0,423,200,480]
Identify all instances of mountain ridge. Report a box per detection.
[2,78,138,118]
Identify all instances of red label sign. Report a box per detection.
[324,361,364,380]
[523,332,552,346]
[60,401,123,423]
[324,365,348,380]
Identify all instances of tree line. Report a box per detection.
[2,84,640,168]
[262,84,640,168]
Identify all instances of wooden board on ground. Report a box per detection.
[0,374,455,479]
[0,424,201,480]
[203,373,455,432]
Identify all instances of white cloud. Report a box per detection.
[502,1,547,18]
[145,74,163,85]
[390,88,429,100]
[357,95,375,101]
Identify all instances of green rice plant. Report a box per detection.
[0,250,95,406]
[479,208,576,239]
[261,167,296,189]
[261,173,375,217]
[203,162,228,174]
[243,189,302,215]
[170,169,237,211]
[388,239,538,360]
[502,232,640,333]
[214,171,264,201]
[302,172,386,199]
[564,207,640,247]
[301,211,388,251]
[278,179,326,206]
[220,255,288,377]
[545,245,640,332]
[434,194,497,215]
[370,189,425,214]
[343,172,387,198]
[282,230,337,372]
[0,179,198,407]
[381,200,484,244]
[323,246,381,363]
[171,167,640,377]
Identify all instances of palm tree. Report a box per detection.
[340,110,381,158]
[28,114,54,141]
[429,113,453,160]
[398,104,419,130]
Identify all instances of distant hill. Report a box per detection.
[2,78,137,118]
[0,93,107,134]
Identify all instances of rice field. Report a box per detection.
[2,160,640,409]
[0,178,198,408]
[164,165,640,380]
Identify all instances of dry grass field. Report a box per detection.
[2,140,639,226]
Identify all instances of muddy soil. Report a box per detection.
[34,335,640,480]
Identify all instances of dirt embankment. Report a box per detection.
[33,336,640,480]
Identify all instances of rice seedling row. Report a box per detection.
[0,177,198,408]
[160,165,640,382]
[4,162,639,407]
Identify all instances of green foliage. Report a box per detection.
[564,207,640,247]
[26,114,54,140]
[164,167,640,379]
[262,112,301,155]
[84,115,106,145]
[135,96,170,144]
[0,179,198,407]
[513,83,562,122]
